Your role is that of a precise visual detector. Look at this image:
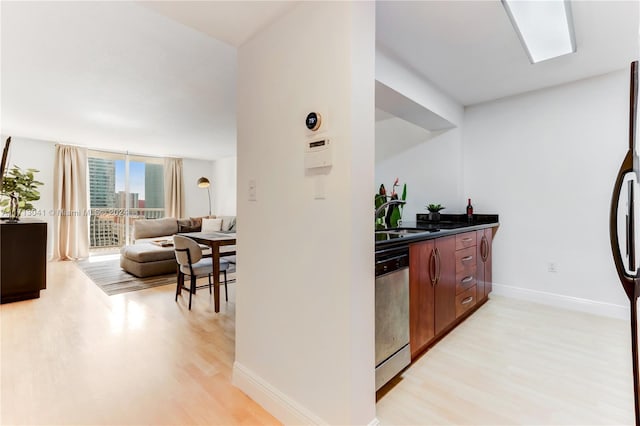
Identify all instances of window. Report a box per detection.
[88,151,164,250]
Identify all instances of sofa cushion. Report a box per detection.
[177,218,192,228]
[121,243,176,263]
[134,235,174,245]
[133,217,179,240]
[202,218,223,232]
[190,215,215,229]
[219,216,236,232]
[178,224,200,233]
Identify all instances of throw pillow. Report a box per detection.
[201,218,223,232]
[190,215,215,229]
[177,218,192,228]
[220,216,236,232]
[178,224,200,233]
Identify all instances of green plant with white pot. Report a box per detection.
[0,166,44,219]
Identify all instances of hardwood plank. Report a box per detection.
[377,295,636,425]
[0,260,279,426]
[2,261,636,425]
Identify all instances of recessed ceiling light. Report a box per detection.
[502,0,576,64]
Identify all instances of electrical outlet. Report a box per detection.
[547,262,558,273]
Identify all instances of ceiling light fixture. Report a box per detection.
[502,0,576,64]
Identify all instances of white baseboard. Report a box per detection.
[232,361,329,425]
[492,282,629,320]
[233,362,379,426]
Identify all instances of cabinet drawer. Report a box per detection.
[456,269,476,294]
[455,286,477,318]
[455,246,476,270]
[455,232,476,250]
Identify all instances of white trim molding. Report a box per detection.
[492,282,629,320]
[232,361,329,426]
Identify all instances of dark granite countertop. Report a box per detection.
[375,214,499,250]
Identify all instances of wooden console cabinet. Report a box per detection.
[0,220,47,303]
[409,228,494,360]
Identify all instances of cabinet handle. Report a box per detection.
[461,276,473,284]
[481,236,489,262]
[461,255,473,262]
[435,247,441,285]
[461,296,474,305]
[462,237,473,242]
[430,248,437,286]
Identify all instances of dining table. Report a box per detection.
[179,231,236,312]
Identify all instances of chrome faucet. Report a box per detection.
[375,198,406,227]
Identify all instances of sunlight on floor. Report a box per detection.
[109,298,147,334]
[88,253,121,263]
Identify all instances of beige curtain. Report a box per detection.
[53,145,89,260]
[164,158,184,218]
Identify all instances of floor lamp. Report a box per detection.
[197,177,212,216]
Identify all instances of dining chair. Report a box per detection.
[173,235,230,310]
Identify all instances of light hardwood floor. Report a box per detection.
[1,261,636,425]
[0,260,280,425]
[377,296,636,425]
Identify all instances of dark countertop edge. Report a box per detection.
[375,221,499,250]
[416,213,499,223]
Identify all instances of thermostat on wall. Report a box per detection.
[306,112,322,131]
[304,138,332,169]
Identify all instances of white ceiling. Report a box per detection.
[1,1,638,160]
[140,1,299,48]
[377,0,639,106]
[1,1,246,160]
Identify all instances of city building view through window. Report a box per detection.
[88,151,164,250]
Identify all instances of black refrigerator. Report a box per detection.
[610,60,640,426]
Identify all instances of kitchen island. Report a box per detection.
[375,214,498,391]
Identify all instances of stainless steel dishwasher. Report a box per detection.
[375,245,410,390]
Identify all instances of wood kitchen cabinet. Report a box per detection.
[408,227,497,361]
[409,235,456,359]
[476,228,493,300]
[409,239,435,358]
[454,232,478,318]
[434,236,456,335]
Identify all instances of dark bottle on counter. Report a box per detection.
[466,198,473,222]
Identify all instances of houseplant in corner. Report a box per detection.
[426,203,445,222]
[0,166,44,221]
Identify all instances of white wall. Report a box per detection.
[234,2,376,424]
[376,47,464,127]
[374,46,466,222]
[212,156,236,216]
[463,70,630,314]
[182,157,215,217]
[182,156,236,218]
[376,127,464,220]
[1,135,56,257]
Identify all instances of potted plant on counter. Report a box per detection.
[426,203,445,222]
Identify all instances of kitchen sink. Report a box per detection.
[375,228,437,237]
[376,228,423,235]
